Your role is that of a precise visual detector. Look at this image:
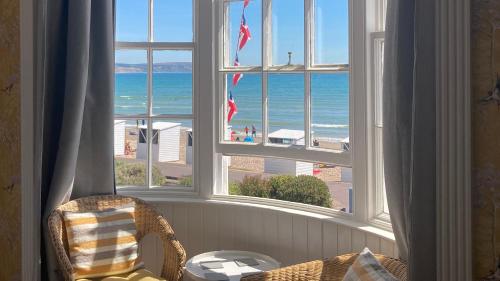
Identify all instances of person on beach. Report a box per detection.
[252,124,257,138]
[313,139,320,147]
[244,126,249,136]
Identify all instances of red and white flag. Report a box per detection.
[238,13,251,50]
[244,0,250,8]
[232,55,243,86]
[228,91,238,123]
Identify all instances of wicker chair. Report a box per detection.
[241,253,407,281]
[47,195,186,281]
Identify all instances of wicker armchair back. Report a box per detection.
[47,195,186,281]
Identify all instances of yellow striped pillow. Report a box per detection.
[63,203,144,279]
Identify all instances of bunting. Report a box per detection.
[238,12,251,50]
[228,91,238,123]
[228,0,252,123]
[232,54,243,86]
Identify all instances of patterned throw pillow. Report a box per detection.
[342,248,399,281]
[63,203,144,279]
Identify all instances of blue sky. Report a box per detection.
[115,0,348,65]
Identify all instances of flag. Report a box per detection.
[244,0,250,8]
[238,13,251,50]
[232,55,243,86]
[228,91,238,123]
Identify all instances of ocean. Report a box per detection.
[115,72,349,140]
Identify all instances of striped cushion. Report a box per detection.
[63,203,144,279]
[343,248,399,281]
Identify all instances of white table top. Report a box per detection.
[184,251,281,281]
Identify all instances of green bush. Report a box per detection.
[268,175,295,198]
[271,175,332,208]
[238,175,271,198]
[115,160,167,186]
[179,176,192,187]
[232,174,332,208]
[229,182,241,195]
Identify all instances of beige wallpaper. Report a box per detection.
[472,0,500,280]
[0,0,21,279]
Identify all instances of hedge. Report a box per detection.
[231,175,332,208]
[115,160,167,186]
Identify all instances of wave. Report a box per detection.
[312,123,348,128]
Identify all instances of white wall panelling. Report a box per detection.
[138,201,397,276]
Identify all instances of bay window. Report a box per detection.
[114,0,390,228]
[214,0,354,214]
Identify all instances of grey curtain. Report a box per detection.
[39,0,115,279]
[383,0,436,280]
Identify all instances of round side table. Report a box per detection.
[185,250,280,281]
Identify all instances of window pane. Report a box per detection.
[224,73,262,144]
[152,51,193,115]
[115,119,148,187]
[314,0,349,65]
[226,0,262,66]
[268,73,304,145]
[154,0,193,42]
[115,50,148,116]
[151,120,193,188]
[116,0,148,42]
[221,155,352,212]
[311,73,349,151]
[271,0,304,66]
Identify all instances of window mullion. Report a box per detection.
[149,0,154,42]
[146,47,153,189]
[304,0,313,148]
[263,0,271,69]
[262,0,271,144]
[262,73,269,144]
[304,73,311,148]
[223,2,230,68]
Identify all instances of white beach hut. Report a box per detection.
[264,129,313,176]
[186,128,193,165]
[341,137,350,151]
[114,120,126,156]
[137,122,181,162]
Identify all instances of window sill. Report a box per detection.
[118,190,395,241]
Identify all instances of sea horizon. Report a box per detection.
[115,72,350,140]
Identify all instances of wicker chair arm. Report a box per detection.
[47,210,74,281]
[241,259,325,281]
[241,253,407,281]
[139,206,186,281]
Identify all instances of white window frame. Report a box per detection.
[210,0,385,225]
[114,0,199,195]
[368,31,390,227]
[116,0,392,231]
[214,0,353,166]
[365,0,390,229]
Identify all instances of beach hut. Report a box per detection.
[186,128,193,165]
[341,137,350,151]
[114,120,126,156]
[264,129,313,176]
[268,129,305,145]
[137,122,181,162]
